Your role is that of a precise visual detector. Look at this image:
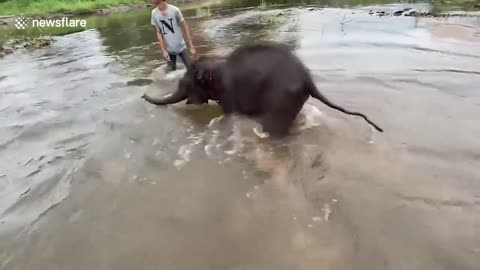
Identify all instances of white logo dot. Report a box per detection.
[14,16,28,30]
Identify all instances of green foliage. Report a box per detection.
[431,0,480,13]
[1,0,478,16]
[0,0,147,16]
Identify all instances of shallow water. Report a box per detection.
[1,2,480,270]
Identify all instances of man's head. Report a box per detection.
[152,0,166,8]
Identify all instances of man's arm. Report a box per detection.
[155,27,167,51]
[154,26,170,60]
[152,11,170,60]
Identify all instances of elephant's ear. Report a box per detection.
[194,67,208,81]
[194,70,203,80]
[191,60,209,84]
[195,68,208,83]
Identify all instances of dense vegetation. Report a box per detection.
[0,0,478,16]
[0,0,147,16]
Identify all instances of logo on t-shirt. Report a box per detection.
[159,18,175,35]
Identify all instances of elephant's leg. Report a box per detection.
[260,98,304,139]
[260,110,298,139]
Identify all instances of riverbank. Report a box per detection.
[0,3,137,50]
[0,0,224,26]
[0,2,150,26]
[1,0,479,25]
[1,0,479,17]
[0,0,149,17]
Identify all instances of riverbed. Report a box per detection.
[1,2,480,270]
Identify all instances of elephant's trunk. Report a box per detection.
[142,89,188,105]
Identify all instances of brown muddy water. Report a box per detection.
[1,2,480,270]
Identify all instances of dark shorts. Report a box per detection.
[168,49,191,71]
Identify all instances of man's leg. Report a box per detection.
[178,49,192,70]
[168,53,177,71]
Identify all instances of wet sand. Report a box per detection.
[1,4,480,270]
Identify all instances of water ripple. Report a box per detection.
[412,68,480,75]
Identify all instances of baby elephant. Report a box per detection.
[142,42,383,137]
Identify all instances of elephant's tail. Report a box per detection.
[306,77,383,132]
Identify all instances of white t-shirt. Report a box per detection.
[151,4,186,54]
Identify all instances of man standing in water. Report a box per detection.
[151,0,196,71]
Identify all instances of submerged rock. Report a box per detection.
[405,10,417,16]
[373,7,474,18]
[126,78,153,86]
[0,36,54,58]
[393,8,412,16]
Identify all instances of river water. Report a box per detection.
[1,1,480,270]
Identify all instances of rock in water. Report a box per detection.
[1,36,55,58]
[126,78,154,86]
[393,10,403,16]
[405,10,417,16]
